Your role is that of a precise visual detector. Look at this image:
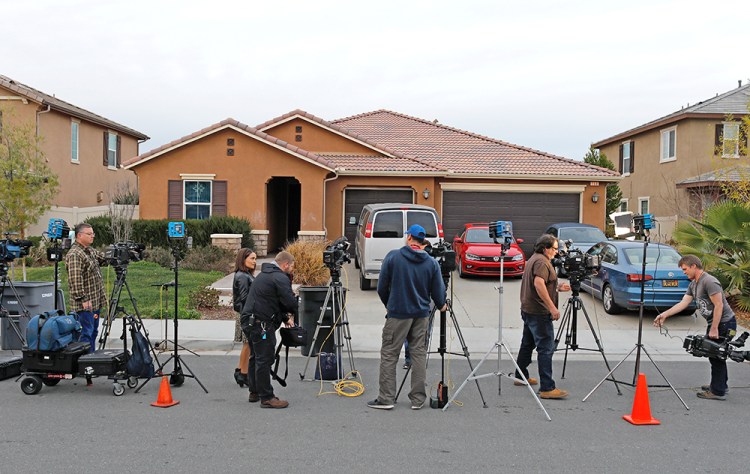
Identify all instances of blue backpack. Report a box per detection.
[26,310,82,351]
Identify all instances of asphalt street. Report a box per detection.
[1,356,748,473]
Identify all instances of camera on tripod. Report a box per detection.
[426,240,456,275]
[0,238,33,264]
[105,242,145,266]
[323,237,351,271]
[683,330,750,362]
[552,240,601,281]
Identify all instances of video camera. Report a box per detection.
[105,241,145,266]
[683,330,750,363]
[323,237,351,271]
[0,238,33,263]
[426,240,456,276]
[552,239,601,281]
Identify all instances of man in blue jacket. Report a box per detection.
[368,224,447,410]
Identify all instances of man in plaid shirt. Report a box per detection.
[65,223,108,353]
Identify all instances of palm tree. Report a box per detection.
[672,200,750,309]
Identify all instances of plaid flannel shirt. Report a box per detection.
[65,242,108,312]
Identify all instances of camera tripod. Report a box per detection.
[584,234,688,410]
[395,273,487,408]
[0,269,29,348]
[554,278,622,395]
[138,244,208,393]
[447,238,551,419]
[299,266,355,382]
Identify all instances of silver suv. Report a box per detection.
[354,203,442,290]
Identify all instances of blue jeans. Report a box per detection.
[515,311,556,392]
[78,309,101,353]
[709,318,736,396]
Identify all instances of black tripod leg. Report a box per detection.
[174,356,209,393]
[578,302,622,395]
[555,302,573,378]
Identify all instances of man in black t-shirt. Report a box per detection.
[654,255,737,400]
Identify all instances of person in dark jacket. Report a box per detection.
[241,251,297,408]
[232,248,257,387]
[368,224,447,410]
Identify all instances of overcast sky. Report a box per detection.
[3,0,748,161]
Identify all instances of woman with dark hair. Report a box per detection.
[233,248,257,386]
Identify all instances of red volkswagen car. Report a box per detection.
[452,223,526,278]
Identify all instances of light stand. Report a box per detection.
[136,224,208,394]
[446,221,550,419]
[583,219,688,409]
[395,266,487,408]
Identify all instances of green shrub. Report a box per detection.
[181,245,234,273]
[83,215,254,249]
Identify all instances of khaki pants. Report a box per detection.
[377,316,429,406]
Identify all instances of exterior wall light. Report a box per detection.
[592,192,600,203]
[423,188,430,199]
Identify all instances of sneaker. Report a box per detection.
[701,385,729,394]
[697,390,725,400]
[410,400,425,410]
[403,362,411,370]
[539,388,568,399]
[514,377,538,386]
[248,392,260,403]
[260,397,289,408]
[367,399,394,410]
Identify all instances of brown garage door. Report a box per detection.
[442,191,580,257]
[343,188,414,244]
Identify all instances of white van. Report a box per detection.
[354,203,443,290]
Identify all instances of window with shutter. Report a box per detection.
[721,122,740,158]
[105,132,118,168]
[184,181,212,219]
[621,141,632,175]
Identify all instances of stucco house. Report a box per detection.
[124,109,619,256]
[0,74,148,235]
[593,82,749,240]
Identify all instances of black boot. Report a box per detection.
[234,368,246,387]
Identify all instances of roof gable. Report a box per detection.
[123,118,335,171]
[0,74,148,140]
[333,110,618,180]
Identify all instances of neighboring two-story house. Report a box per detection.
[0,74,148,235]
[593,82,749,240]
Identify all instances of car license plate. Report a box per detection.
[663,280,678,287]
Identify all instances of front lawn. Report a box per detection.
[8,261,225,319]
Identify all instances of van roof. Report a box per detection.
[362,203,437,212]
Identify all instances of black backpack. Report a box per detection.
[271,326,307,387]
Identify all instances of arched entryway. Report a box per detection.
[266,177,301,252]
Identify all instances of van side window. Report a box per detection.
[372,211,403,238]
[407,211,438,238]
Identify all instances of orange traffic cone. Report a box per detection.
[623,373,660,425]
[151,376,180,408]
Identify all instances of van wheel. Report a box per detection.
[359,272,371,290]
[354,256,360,270]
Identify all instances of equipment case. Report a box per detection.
[77,350,127,376]
[21,341,90,373]
[0,356,23,380]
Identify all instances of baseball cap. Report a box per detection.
[405,224,426,240]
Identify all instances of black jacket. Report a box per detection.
[241,262,298,325]
[233,270,255,313]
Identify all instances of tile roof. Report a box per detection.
[594,83,750,147]
[123,118,335,170]
[333,110,618,179]
[316,153,442,174]
[257,109,446,173]
[677,164,750,187]
[0,74,149,140]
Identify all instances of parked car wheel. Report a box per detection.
[457,258,466,278]
[602,284,623,314]
[359,271,371,290]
